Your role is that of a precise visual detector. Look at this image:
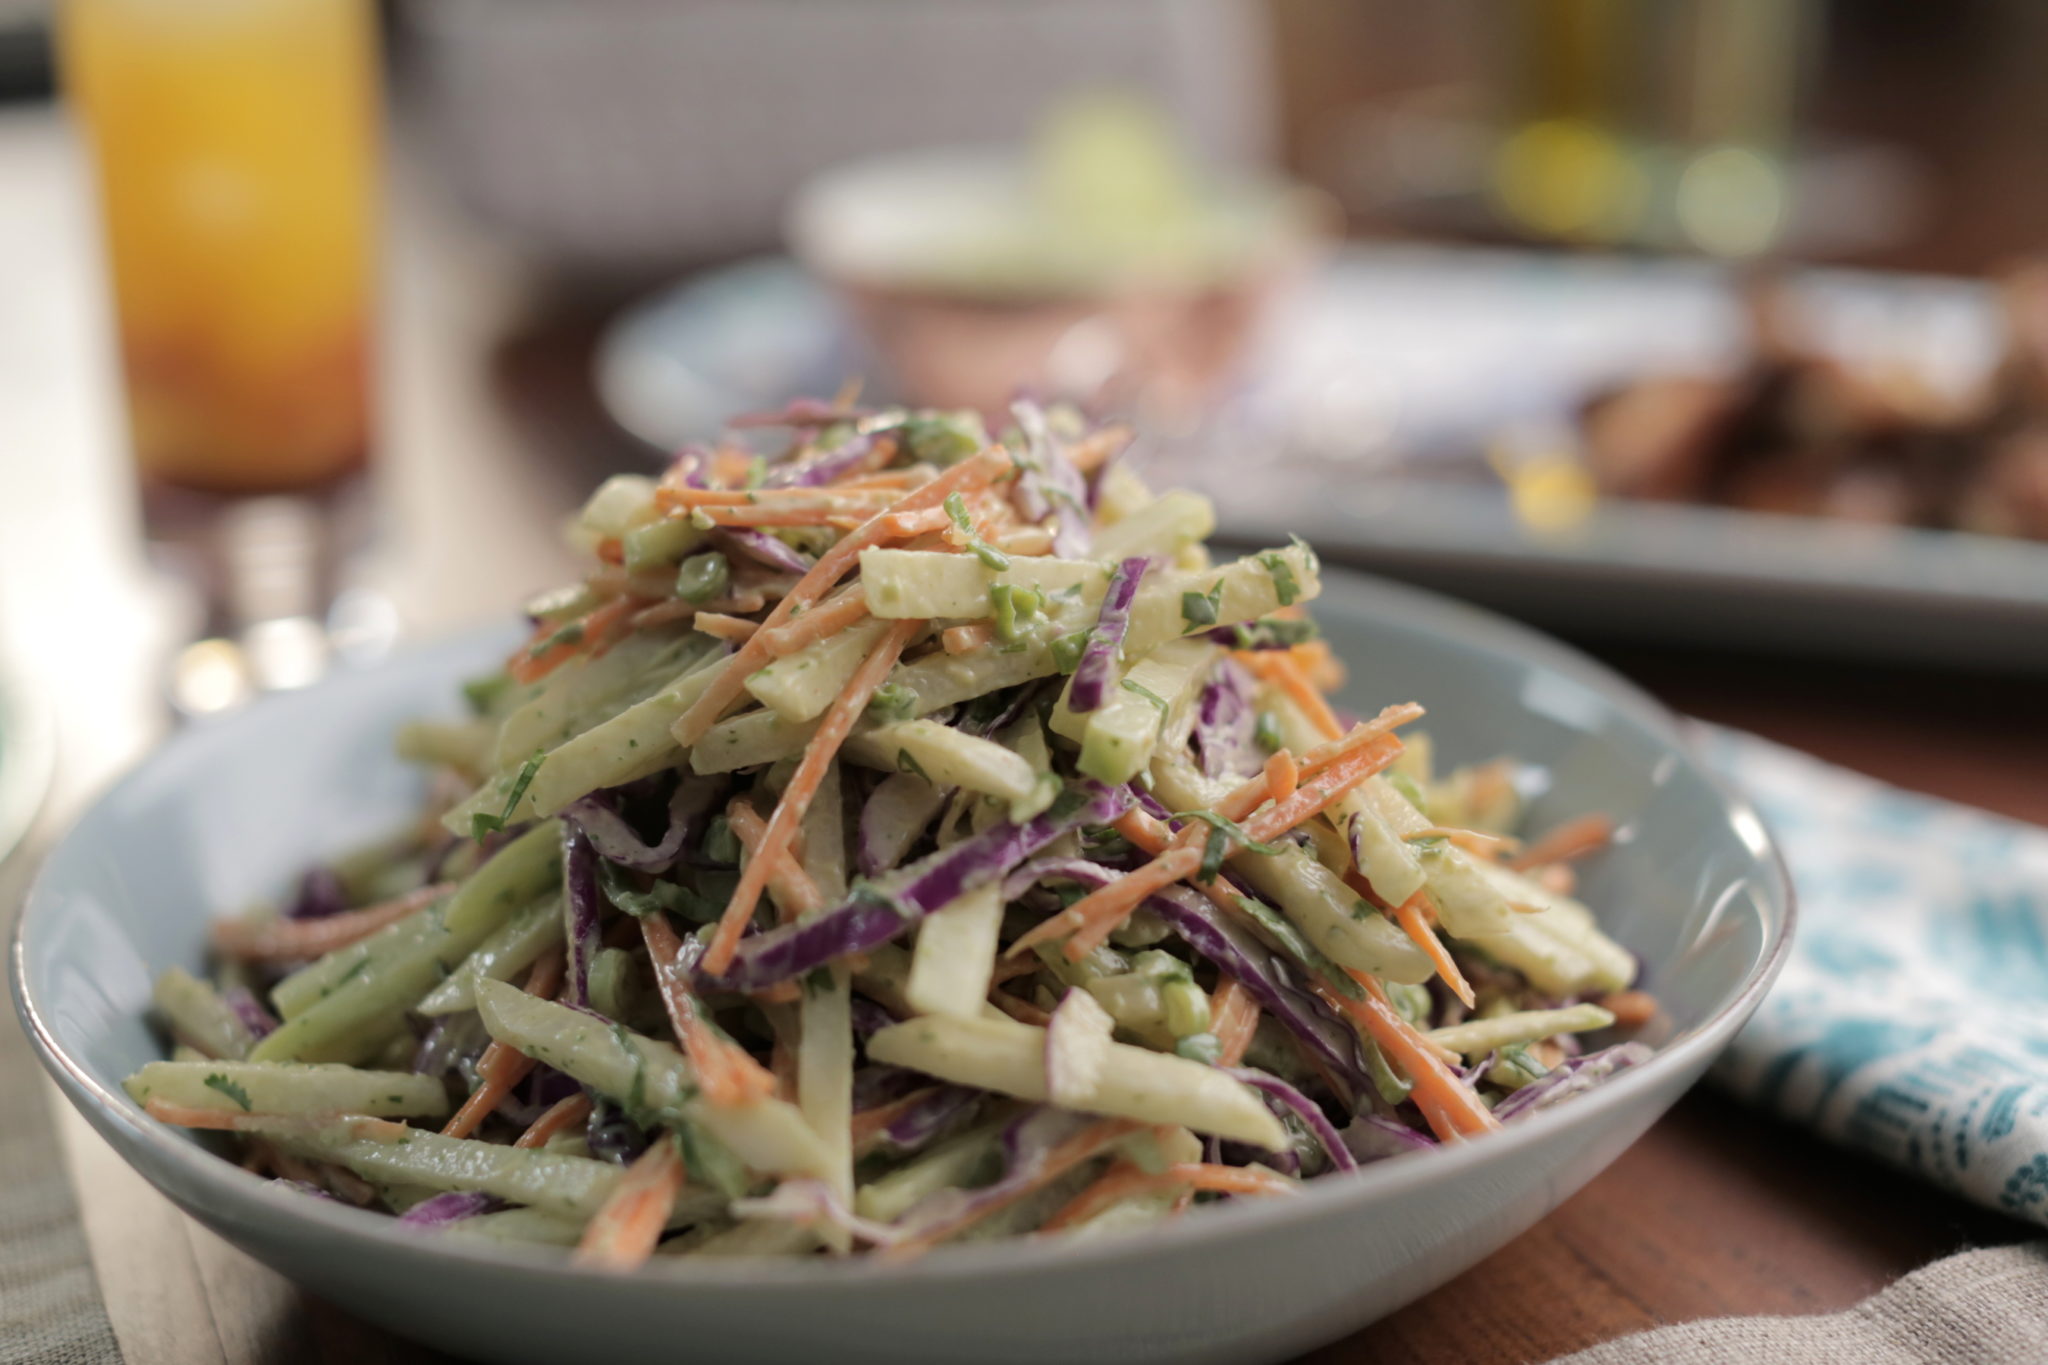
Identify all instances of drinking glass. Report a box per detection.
[62,0,382,712]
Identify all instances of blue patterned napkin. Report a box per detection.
[1701,728,2048,1225]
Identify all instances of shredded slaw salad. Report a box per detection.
[128,398,1656,1263]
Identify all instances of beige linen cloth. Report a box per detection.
[1549,1241,2048,1365]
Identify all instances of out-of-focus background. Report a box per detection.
[6,0,2048,828]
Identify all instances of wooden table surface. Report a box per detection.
[8,104,2042,1364]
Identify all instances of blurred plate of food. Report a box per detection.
[598,238,2048,670]
[599,93,1326,450]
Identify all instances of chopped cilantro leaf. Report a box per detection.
[204,1073,253,1111]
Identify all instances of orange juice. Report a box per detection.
[63,0,378,495]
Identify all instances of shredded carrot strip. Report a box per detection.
[1066,423,1132,474]
[514,1093,594,1149]
[1112,807,1171,854]
[1239,650,1343,742]
[1212,975,1260,1065]
[1240,733,1405,844]
[144,1099,407,1140]
[702,618,921,974]
[884,1119,1140,1257]
[849,1089,939,1156]
[654,486,897,510]
[1311,974,1499,1141]
[441,950,564,1139]
[1041,1159,1297,1233]
[1507,812,1615,871]
[210,883,450,962]
[630,591,768,631]
[1291,638,1345,692]
[1380,885,1474,1009]
[640,913,777,1108]
[669,448,1009,748]
[1004,843,1202,961]
[580,596,642,660]
[1598,989,1658,1029]
[691,612,757,643]
[440,1041,536,1141]
[1038,1159,1154,1233]
[145,1099,307,1131]
[509,624,583,685]
[942,622,995,654]
[689,505,883,529]
[753,585,869,657]
[1018,732,1406,961]
[509,595,640,683]
[574,1140,686,1270]
[1410,825,1521,860]
[521,949,566,1001]
[835,471,924,491]
[725,800,825,922]
[709,449,755,484]
[1263,751,1299,806]
[879,507,952,537]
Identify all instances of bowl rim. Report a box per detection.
[10,569,1795,1290]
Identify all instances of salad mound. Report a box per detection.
[128,397,1655,1262]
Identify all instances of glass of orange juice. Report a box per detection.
[62,0,380,709]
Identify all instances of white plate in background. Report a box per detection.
[595,245,2048,670]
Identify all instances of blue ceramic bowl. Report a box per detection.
[12,570,1792,1365]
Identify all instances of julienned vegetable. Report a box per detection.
[129,396,1654,1267]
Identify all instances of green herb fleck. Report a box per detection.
[1253,710,1282,753]
[866,681,918,725]
[674,551,730,604]
[700,813,742,866]
[597,860,714,920]
[203,1073,252,1111]
[674,1117,751,1198]
[1120,678,1171,719]
[1180,582,1224,630]
[1256,550,1301,607]
[943,492,1011,571]
[1046,785,1095,823]
[1494,1043,1549,1087]
[1049,630,1090,675]
[895,748,931,782]
[1171,810,1277,875]
[1364,1038,1412,1106]
[1234,895,1363,999]
[528,622,583,658]
[1386,770,1428,812]
[899,410,987,467]
[1229,617,1320,650]
[990,583,1044,643]
[470,751,544,842]
[461,671,511,716]
[847,880,913,922]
